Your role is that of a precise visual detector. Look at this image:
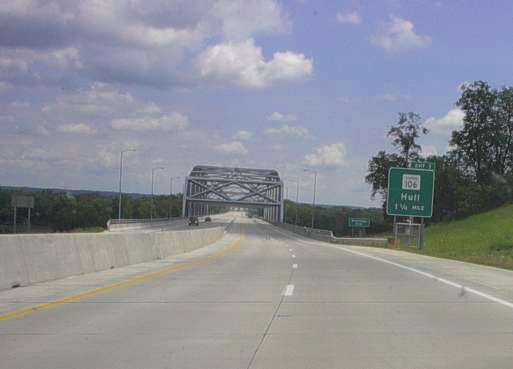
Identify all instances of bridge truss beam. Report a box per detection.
[182,165,284,223]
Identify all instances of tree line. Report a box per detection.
[283,200,386,236]
[0,190,184,233]
[366,80,513,224]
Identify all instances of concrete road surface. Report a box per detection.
[1,217,513,369]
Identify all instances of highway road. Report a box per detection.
[1,216,513,368]
[113,215,232,233]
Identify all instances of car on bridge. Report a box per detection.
[188,216,199,226]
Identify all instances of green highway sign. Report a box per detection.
[387,167,435,218]
[408,161,436,171]
[348,217,370,228]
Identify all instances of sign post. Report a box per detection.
[11,195,35,233]
[387,167,435,250]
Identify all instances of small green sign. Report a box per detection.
[348,217,370,228]
[408,161,436,171]
[387,167,435,218]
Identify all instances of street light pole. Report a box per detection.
[284,177,300,226]
[295,178,300,226]
[151,166,165,222]
[169,176,181,218]
[304,169,317,229]
[118,149,136,220]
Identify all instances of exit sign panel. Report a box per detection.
[387,167,434,218]
[348,217,370,228]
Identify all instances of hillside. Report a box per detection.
[419,203,513,270]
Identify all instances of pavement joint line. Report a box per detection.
[271,225,513,311]
[246,223,296,369]
[0,235,244,322]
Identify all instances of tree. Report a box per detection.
[387,112,428,162]
[452,81,498,182]
[365,151,404,201]
[366,112,427,205]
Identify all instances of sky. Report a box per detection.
[1,0,513,207]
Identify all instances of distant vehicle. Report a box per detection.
[248,214,253,219]
[205,216,212,222]
[188,216,199,226]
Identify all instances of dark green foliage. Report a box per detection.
[387,112,428,162]
[366,81,513,229]
[284,200,385,236]
[0,189,186,233]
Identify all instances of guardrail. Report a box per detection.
[274,222,388,247]
[107,217,185,232]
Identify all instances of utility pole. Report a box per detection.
[118,149,136,220]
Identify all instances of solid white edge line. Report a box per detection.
[292,263,298,269]
[283,284,295,296]
[326,243,513,310]
[272,226,513,310]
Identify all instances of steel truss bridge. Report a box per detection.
[182,165,284,223]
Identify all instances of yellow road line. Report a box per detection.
[0,235,243,321]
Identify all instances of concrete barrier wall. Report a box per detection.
[0,227,224,291]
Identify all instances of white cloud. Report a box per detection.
[96,150,117,169]
[376,93,409,102]
[0,81,12,92]
[196,39,313,88]
[268,112,298,122]
[265,125,309,138]
[43,82,135,116]
[304,143,347,168]
[212,0,290,40]
[424,108,464,135]
[214,141,248,155]
[420,145,438,157]
[336,11,362,25]
[233,130,253,141]
[0,0,295,87]
[370,16,431,53]
[57,123,97,135]
[111,113,189,132]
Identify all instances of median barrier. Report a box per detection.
[0,227,224,291]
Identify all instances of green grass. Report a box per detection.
[408,204,513,270]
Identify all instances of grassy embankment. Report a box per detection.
[403,203,513,270]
